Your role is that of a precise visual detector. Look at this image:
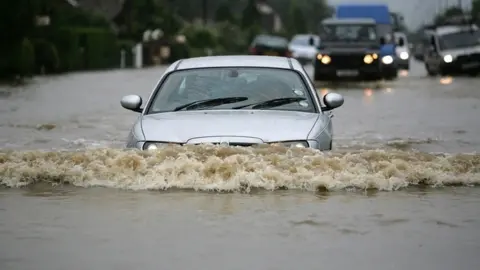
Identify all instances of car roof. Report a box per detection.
[434,25,478,36]
[322,17,376,25]
[291,34,320,39]
[168,55,302,72]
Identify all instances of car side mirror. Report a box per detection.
[308,37,315,46]
[379,37,386,45]
[322,92,344,111]
[398,37,405,47]
[121,95,143,113]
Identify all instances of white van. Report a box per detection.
[394,32,410,70]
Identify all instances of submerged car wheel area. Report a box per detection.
[121,55,344,151]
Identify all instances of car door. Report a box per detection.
[426,34,442,71]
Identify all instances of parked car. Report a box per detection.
[248,34,292,57]
[288,34,320,65]
[120,55,344,151]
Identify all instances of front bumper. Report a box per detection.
[313,53,399,80]
[135,140,324,150]
[314,60,397,79]
[440,54,480,74]
[295,57,315,65]
[396,58,410,69]
[292,52,316,64]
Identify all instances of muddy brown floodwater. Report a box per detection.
[1,60,480,270]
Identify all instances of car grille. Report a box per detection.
[456,53,480,64]
[191,142,257,147]
[330,54,366,69]
[210,142,256,147]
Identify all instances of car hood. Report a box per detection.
[140,110,320,143]
[442,45,480,58]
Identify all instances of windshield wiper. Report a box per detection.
[173,97,248,111]
[232,97,306,110]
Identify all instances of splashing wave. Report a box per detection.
[1,145,479,192]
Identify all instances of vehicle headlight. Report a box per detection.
[363,54,374,64]
[381,55,393,64]
[271,141,308,148]
[443,54,453,63]
[399,51,409,60]
[317,54,331,64]
[142,142,177,150]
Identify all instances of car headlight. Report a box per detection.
[363,54,374,64]
[271,141,308,148]
[399,51,409,60]
[443,54,453,63]
[317,54,331,64]
[142,142,178,150]
[381,55,393,64]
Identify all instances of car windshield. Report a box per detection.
[394,32,408,46]
[147,67,316,114]
[290,35,319,46]
[438,30,480,50]
[320,23,378,42]
[254,35,289,47]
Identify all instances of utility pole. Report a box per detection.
[458,0,462,9]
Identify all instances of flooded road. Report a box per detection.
[1,60,480,269]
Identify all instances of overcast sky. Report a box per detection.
[327,0,473,29]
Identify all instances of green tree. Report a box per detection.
[434,6,464,24]
[241,0,260,29]
[115,0,182,40]
[0,0,40,79]
[286,1,307,35]
[472,0,480,20]
[215,1,235,23]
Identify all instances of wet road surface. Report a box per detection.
[1,60,480,269]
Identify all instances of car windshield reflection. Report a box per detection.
[146,67,316,114]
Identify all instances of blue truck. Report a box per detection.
[335,4,401,79]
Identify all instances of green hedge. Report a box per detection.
[49,27,120,71]
[0,38,36,80]
[32,39,60,74]
[179,22,254,57]
[116,39,135,68]
[17,38,35,77]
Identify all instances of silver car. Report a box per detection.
[288,34,320,65]
[120,55,344,151]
